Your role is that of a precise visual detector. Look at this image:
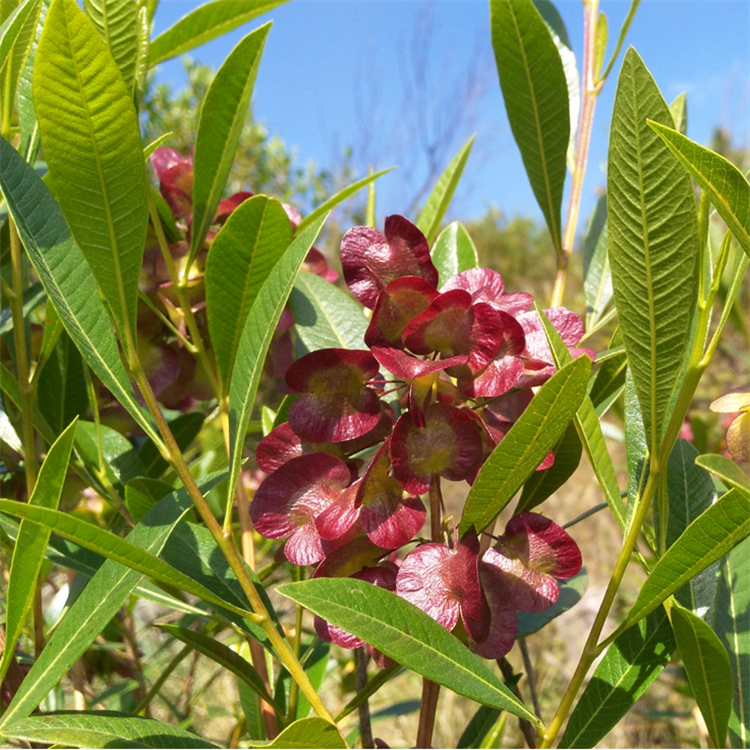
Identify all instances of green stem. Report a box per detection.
[540,469,660,748]
[129,362,335,726]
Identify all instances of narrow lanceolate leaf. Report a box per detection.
[0,0,41,131]
[2,712,218,749]
[205,195,292,393]
[228,216,327,502]
[669,92,687,136]
[460,356,590,536]
[290,271,369,352]
[672,603,733,749]
[431,221,480,289]
[715,538,750,748]
[624,488,750,629]
[0,472,225,728]
[16,0,47,161]
[531,0,579,166]
[157,625,280,711]
[279,578,541,725]
[189,23,271,270]
[0,137,160,445]
[0,393,22,454]
[624,369,648,532]
[695,453,750,493]
[34,0,149,339]
[138,412,204,479]
[0,419,77,685]
[0,281,45,336]
[659,440,719,621]
[582,195,612,330]
[295,167,394,236]
[83,0,139,90]
[648,120,750,256]
[149,0,286,65]
[607,48,700,455]
[537,307,627,531]
[416,135,475,245]
[490,0,569,254]
[559,606,675,748]
[0,497,256,621]
[245,717,345,749]
[37,330,88,436]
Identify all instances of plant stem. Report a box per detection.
[540,469,660,748]
[355,647,374,749]
[551,0,600,308]
[416,476,445,747]
[497,656,538,748]
[128,362,335,725]
[519,638,542,720]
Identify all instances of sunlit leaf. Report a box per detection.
[582,196,612,330]
[2,712,217,748]
[279,578,541,724]
[490,0,569,254]
[416,136,475,245]
[206,195,292,393]
[695,453,750,493]
[460,356,590,535]
[649,120,749,257]
[0,419,77,685]
[245,717,345,749]
[83,0,138,90]
[34,0,149,338]
[672,602,733,749]
[149,0,286,65]
[608,48,699,455]
[560,606,675,748]
[431,221,480,289]
[189,23,271,269]
[228,217,327,499]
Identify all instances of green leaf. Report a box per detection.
[0,0,41,132]
[624,488,750,629]
[0,392,22,454]
[582,195,612,330]
[659,440,720,621]
[83,0,138,90]
[34,0,149,339]
[37,330,88,436]
[0,495,258,621]
[279,578,541,725]
[607,48,700,454]
[669,92,687,136]
[295,167,394,236]
[143,131,173,160]
[715,538,750,748]
[0,419,77,685]
[228,217,327,499]
[138,412,204,478]
[517,423,582,513]
[0,361,55,444]
[430,221,480,289]
[2,711,218,748]
[75,420,146,492]
[624,368,648,530]
[531,0,579,167]
[275,639,330,720]
[0,137,161,446]
[157,624,280,711]
[189,23,271,270]
[648,120,749,257]
[15,0,46,162]
[0,472,225,728]
[489,0,569,254]
[517,568,587,638]
[289,271,369,352]
[695,453,750,493]
[593,11,607,80]
[672,602,733,748]
[589,343,626,417]
[416,136,475,245]
[149,0,286,66]
[460,356,590,535]
[124,477,173,523]
[559,606,675,748]
[245,717,345,749]
[457,705,502,749]
[0,280,45,337]
[205,195,292,393]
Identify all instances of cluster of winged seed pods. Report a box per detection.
[254,215,590,661]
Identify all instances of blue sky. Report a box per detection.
[151,1,750,231]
